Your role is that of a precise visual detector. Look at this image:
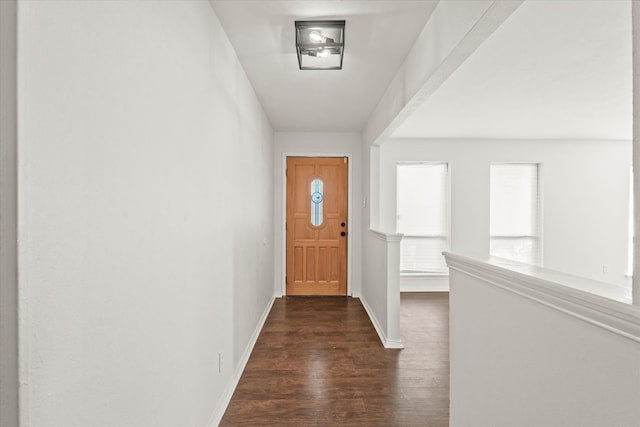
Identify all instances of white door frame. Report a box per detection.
[281,152,354,296]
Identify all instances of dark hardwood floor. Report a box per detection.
[220,292,450,426]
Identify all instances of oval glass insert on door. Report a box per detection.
[310,178,324,226]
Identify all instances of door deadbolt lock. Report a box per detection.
[340,222,346,227]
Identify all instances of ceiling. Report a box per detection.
[391,0,632,140]
[211,1,631,141]
[209,0,438,132]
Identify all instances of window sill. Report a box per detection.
[401,272,449,278]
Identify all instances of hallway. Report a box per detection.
[220,293,449,426]
[4,2,637,425]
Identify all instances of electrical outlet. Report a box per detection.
[603,264,610,274]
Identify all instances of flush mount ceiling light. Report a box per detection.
[295,20,345,70]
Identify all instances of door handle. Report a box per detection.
[341,231,346,237]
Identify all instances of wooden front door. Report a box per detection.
[286,157,348,295]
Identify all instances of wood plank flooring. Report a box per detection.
[220,293,449,426]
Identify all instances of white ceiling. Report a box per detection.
[391,0,632,140]
[211,1,632,141]
[209,0,437,132]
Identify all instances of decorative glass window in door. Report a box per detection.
[310,178,324,226]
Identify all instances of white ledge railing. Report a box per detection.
[444,252,640,343]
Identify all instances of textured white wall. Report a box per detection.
[18,1,273,426]
[273,132,363,297]
[381,139,632,288]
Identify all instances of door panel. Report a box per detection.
[286,157,348,295]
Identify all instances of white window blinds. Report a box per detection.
[397,163,449,274]
[490,163,540,265]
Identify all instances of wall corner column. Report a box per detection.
[633,0,640,306]
[0,0,20,425]
[385,233,403,348]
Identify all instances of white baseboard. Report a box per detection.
[207,295,276,427]
[359,295,404,349]
[400,275,449,292]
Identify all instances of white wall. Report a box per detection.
[362,1,492,145]
[0,1,19,426]
[361,233,388,333]
[18,2,273,426]
[273,132,362,297]
[362,0,522,146]
[360,230,404,348]
[633,0,640,305]
[446,253,640,427]
[381,139,632,288]
[359,144,404,347]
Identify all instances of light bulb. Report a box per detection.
[318,49,331,58]
[309,31,324,43]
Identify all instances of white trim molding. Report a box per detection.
[444,252,640,343]
[359,296,403,349]
[207,296,276,427]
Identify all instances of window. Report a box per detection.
[310,178,324,227]
[397,163,449,274]
[490,163,540,265]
